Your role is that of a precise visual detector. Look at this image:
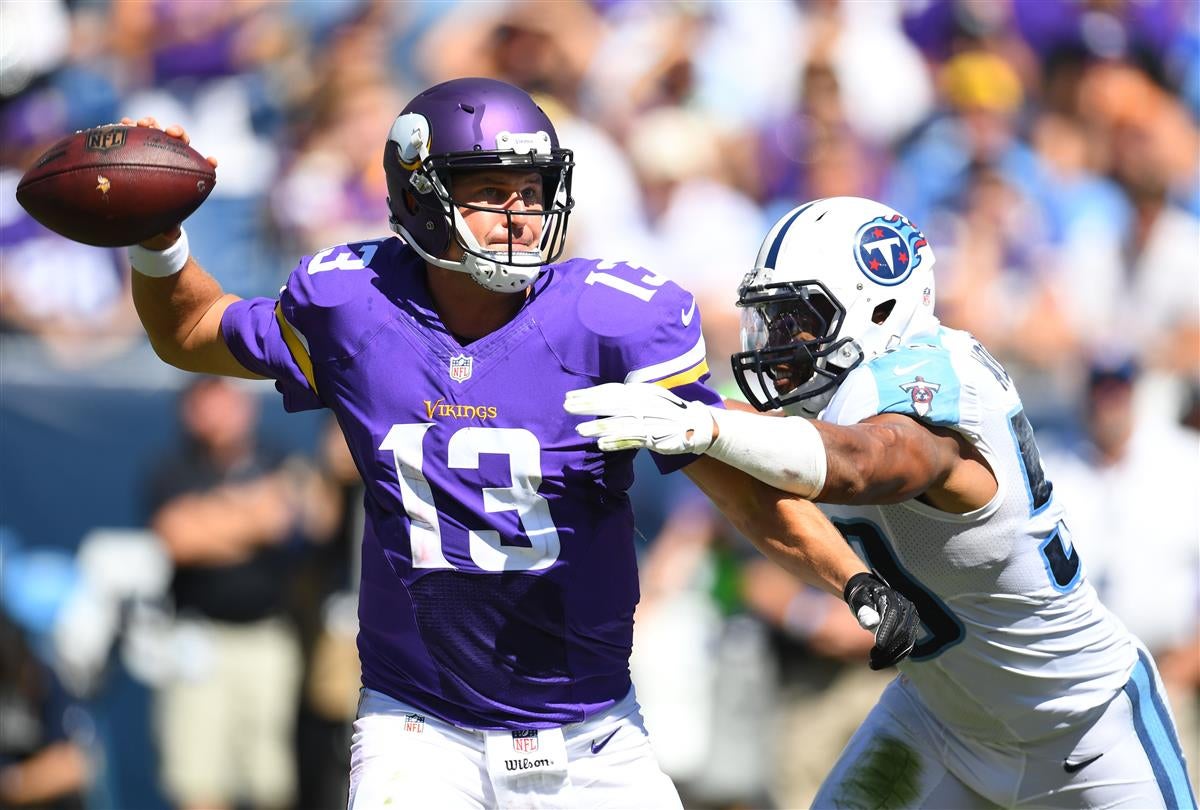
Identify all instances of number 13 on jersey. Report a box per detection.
[381,424,562,572]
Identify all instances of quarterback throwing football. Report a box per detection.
[118,82,918,808]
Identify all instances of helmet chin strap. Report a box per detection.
[461,251,542,292]
[779,337,864,418]
[448,206,544,292]
[783,393,832,419]
[390,214,544,293]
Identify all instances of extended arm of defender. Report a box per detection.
[810,414,971,504]
[567,382,993,509]
[683,456,920,668]
[707,406,960,504]
[682,456,867,596]
[565,386,922,666]
[713,407,995,509]
[566,383,957,502]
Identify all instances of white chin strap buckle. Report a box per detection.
[463,252,541,293]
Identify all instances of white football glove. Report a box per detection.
[564,383,716,455]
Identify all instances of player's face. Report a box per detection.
[762,295,835,394]
[450,169,545,255]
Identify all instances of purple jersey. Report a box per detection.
[220,237,719,729]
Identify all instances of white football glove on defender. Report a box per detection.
[564,383,715,454]
[566,382,829,498]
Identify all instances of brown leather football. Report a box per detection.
[15,125,216,247]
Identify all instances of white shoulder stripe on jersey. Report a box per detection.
[624,333,707,384]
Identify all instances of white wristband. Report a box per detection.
[128,228,190,277]
[708,408,828,498]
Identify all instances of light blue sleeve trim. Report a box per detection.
[867,344,961,428]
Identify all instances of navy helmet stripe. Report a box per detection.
[764,201,817,269]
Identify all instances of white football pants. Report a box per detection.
[813,649,1196,809]
[348,687,683,809]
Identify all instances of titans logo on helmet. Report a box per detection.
[854,214,928,286]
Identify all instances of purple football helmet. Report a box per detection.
[383,77,575,292]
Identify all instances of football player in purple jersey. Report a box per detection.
[117,79,917,808]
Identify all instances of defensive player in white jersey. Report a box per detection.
[566,197,1197,809]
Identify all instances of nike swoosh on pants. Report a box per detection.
[590,729,618,754]
[1063,753,1103,773]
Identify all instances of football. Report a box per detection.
[15,124,216,248]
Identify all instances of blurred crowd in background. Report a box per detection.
[0,0,1197,808]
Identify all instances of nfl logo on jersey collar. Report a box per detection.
[855,214,928,286]
[449,353,473,383]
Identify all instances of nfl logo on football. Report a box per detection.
[449,354,473,383]
[512,730,538,752]
[85,128,127,152]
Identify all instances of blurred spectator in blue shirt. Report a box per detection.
[886,49,1047,232]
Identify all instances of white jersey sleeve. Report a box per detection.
[818,326,1137,744]
[822,333,986,442]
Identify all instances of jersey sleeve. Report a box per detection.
[221,239,390,412]
[578,261,723,472]
[220,259,324,413]
[584,266,720,404]
[822,343,983,441]
[634,307,723,475]
[619,308,720,410]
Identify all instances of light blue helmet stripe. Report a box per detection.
[764,201,817,269]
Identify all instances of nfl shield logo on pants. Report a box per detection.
[449,354,473,383]
[512,730,538,752]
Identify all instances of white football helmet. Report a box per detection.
[732,197,938,416]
